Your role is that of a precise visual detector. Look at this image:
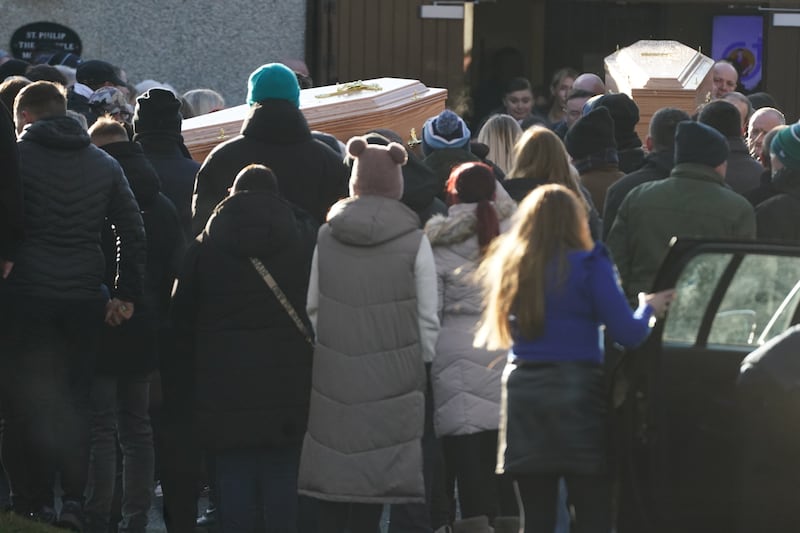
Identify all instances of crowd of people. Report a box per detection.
[0,48,798,533]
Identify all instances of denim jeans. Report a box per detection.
[0,296,104,514]
[85,375,154,533]
[215,446,301,533]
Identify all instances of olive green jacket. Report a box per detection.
[607,163,756,299]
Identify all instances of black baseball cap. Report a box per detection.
[76,59,125,87]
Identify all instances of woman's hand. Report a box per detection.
[639,289,676,318]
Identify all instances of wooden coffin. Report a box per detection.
[182,78,448,163]
[605,40,714,140]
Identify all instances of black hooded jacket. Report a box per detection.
[4,116,145,303]
[99,141,185,376]
[135,131,200,240]
[191,99,349,235]
[503,176,602,241]
[756,166,800,243]
[603,150,675,239]
[172,191,318,451]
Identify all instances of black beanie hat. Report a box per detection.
[134,88,182,135]
[0,59,30,82]
[592,93,640,147]
[674,121,729,168]
[565,107,617,160]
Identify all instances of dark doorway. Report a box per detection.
[543,1,666,78]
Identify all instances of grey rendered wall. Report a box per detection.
[0,0,306,107]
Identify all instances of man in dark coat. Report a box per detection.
[747,107,785,163]
[86,118,185,533]
[172,164,317,532]
[746,126,787,208]
[134,88,200,240]
[589,93,646,173]
[737,324,800,533]
[755,124,800,243]
[191,63,349,234]
[603,107,689,239]
[68,60,127,126]
[0,81,145,529]
[0,101,23,278]
[699,100,763,196]
[565,107,623,215]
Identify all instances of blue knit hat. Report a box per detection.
[421,109,471,155]
[674,121,729,168]
[246,63,300,107]
[771,123,800,171]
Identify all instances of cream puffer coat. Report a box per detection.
[425,198,516,437]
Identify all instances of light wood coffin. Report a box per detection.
[605,40,714,140]
[182,78,448,163]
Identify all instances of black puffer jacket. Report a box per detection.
[99,141,185,377]
[745,168,777,208]
[756,166,800,243]
[172,191,318,451]
[0,102,23,260]
[191,99,349,234]
[6,116,145,302]
[135,132,200,240]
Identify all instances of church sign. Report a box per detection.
[10,22,82,62]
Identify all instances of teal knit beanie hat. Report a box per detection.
[246,63,300,107]
[772,123,800,171]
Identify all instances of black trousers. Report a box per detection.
[0,296,105,513]
[316,500,383,533]
[515,473,610,533]
[150,409,199,533]
[441,430,517,521]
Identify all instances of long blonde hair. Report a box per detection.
[476,114,522,174]
[475,184,593,350]
[506,126,590,212]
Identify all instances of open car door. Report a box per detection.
[616,238,800,533]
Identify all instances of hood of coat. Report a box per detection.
[241,99,313,145]
[101,141,161,208]
[502,176,549,203]
[425,198,516,247]
[134,131,194,159]
[643,150,675,174]
[204,191,300,258]
[327,195,420,246]
[19,115,91,150]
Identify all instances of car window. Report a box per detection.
[663,253,733,344]
[663,252,800,347]
[709,255,800,346]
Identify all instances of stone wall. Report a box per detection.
[0,0,307,107]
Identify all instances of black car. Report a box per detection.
[614,238,800,533]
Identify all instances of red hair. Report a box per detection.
[446,162,500,251]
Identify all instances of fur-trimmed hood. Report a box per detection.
[425,198,516,247]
